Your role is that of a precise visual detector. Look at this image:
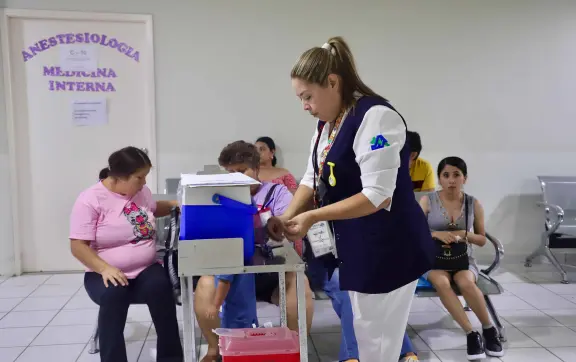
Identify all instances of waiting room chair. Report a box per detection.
[525,176,576,284]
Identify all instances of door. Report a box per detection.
[1,10,157,272]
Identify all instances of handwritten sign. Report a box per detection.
[72,99,107,126]
[60,44,98,72]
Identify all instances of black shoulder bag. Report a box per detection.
[163,207,182,305]
[257,184,279,259]
[433,194,470,271]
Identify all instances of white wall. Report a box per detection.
[0,0,14,275]
[1,0,576,274]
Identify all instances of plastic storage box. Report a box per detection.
[216,327,300,362]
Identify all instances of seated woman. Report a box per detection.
[194,141,314,362]
[256,137,302,255]
[419,157,503,361]
[70,146,183,362]
[255,136,299,193]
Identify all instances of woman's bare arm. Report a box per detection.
[453,199,487,246]
[70,239,109,273]
[155,200,179,218]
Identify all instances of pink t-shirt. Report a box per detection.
[69,182,158,279]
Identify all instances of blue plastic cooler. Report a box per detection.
[180,194,257,263]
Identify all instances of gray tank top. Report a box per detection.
[427,191,478,268]
[427,191,474,232]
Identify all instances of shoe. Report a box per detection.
[466,331,486,360]
[483,326,504,357]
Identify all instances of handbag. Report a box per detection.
[163,207,182,305]
[433,194,470,271]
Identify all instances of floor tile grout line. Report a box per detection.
[500,288,576,312]
[307,334,321,359]
[134,340,146,362]
[0,287,86,325]
[138,323,154,361]
[545,346,569,362]
[0,283,44,319]
[6,268,576,360]
[500,282,576,330]
[538,309,576,328]
[20,289,78,356]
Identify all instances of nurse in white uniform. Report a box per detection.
[267,36,435,361]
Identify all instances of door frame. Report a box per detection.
[0,9,158,275]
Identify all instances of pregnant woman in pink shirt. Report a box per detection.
[69,146,183,362]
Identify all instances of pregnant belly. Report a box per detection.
[96,240,157,278]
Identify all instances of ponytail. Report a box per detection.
[99,146,152,180]
[99,167,109,180]
[291,36,385,109]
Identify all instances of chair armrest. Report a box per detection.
[480,232,504,275]
[537,202,565,235]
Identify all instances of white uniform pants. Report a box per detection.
[349,279,417,362]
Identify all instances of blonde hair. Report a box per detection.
[290,36,384,109]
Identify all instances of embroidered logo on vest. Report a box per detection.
[370,134,390,150]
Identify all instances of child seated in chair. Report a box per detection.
[194,141,314,362]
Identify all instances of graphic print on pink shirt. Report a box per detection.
[123,201,155,244]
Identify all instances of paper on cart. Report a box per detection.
[180,173,261,187]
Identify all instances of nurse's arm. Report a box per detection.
[282,128,318,220]
[308,192,389,222]
[282,185,314,220]
[310,106,405,222]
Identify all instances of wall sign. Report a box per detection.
[21,32,141,93]
[60,44,98,72]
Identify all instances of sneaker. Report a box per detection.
[483,326,504,357]
[466,331,486,360]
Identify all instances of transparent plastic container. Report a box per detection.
[215,327,300,362]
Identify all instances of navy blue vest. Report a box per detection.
[318,96,435,294]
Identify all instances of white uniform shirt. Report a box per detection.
[300,105,407,210]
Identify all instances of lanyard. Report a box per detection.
[312,110,345,206]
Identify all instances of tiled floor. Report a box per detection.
[2,263,576,361]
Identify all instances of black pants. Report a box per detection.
[85,263,183,362]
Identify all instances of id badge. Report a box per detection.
[306,221,336,257]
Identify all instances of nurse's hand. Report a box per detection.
[266,216,286,241]
[285,212,315,241]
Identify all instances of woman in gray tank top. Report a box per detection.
[419,157,503,361]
